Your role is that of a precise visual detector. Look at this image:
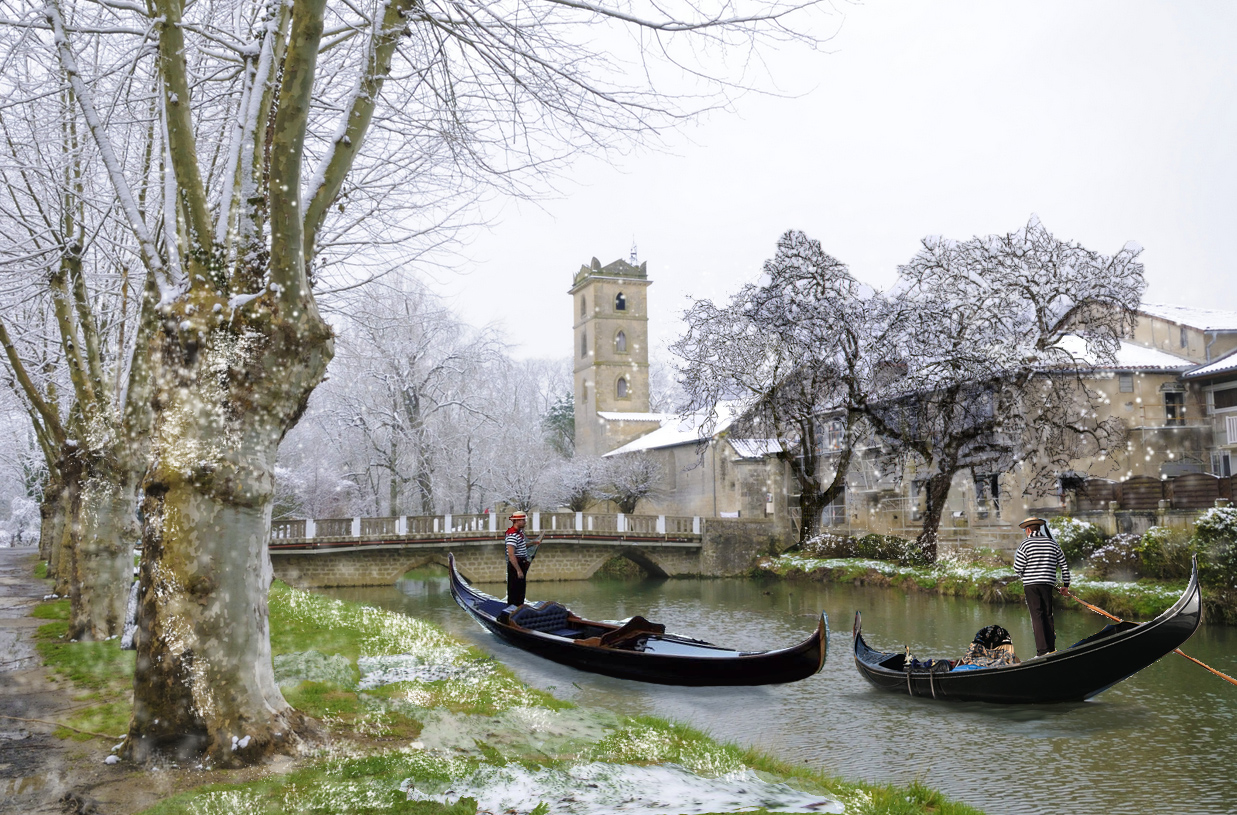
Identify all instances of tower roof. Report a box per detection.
[570,256,648,288]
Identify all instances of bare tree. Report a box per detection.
[538,455,604,511]
[3,0,828,765]
[867,216,1145,560]
[597,452,665,514]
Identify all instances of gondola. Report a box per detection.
[448,553,827,685]
[852,557,1202,704]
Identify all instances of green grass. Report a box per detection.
[32,578,982,814]
[35,560,49,579]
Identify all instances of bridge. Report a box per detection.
[268,511,786,588]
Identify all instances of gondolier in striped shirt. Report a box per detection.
[1014,517,1071,656]
[504,511,543,607]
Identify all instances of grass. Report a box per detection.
[31,566,983,815]
[765,553,1191,622]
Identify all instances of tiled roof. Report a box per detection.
[1183,348,1237,380]
[1054,336,1194,371]
[729,439,783,459]
[1137,303,1237,332]
[602,403,740,456]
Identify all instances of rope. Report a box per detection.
[0,713,124,740]
[1063,589,1237,688]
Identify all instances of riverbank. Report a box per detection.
[0,547,980,815]
[756,552,1196,622]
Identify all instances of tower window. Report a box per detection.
[615,330,627,353]
[580,296,586,318]
[615,292,626,311]
[617,377,628,398]
[580,331,587,358]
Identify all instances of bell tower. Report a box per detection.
[568,256,653,457]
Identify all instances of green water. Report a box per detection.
[326,571,1237,815]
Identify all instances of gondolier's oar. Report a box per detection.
[1063,589,1237,688]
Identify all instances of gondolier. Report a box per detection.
[1014,517,1071,657]
[504,511,542,607]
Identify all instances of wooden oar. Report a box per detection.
[1063,589,1237,688]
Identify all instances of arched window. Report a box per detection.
[617,377,629,398]
[580,296,586,317]
[615,292,626,311]
[580,330,587,358]
[615,330,627,353]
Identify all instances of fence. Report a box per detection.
[270,512,703,541]
[1070,472,1233,512]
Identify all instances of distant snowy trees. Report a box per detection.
[676,218,1145,559]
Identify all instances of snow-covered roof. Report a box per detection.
[1053,336,1194,371]
[1183,348,1237,380]
[729,439,783,460]
[595,411,669,423]
[1137,303,1237,332]
[603,403,740,456]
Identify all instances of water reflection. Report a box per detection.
[329,572,1237,815]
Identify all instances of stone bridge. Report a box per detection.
[268,511,786,588]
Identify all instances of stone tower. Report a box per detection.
[568,256,655,457]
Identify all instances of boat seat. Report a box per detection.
[598,615,666,647]
[510,603,571,633]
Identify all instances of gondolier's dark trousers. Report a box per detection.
[507,557,531,607]
[1024,583,1057,656]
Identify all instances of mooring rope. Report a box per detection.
[1063,589,1237,688]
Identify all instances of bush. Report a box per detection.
[800,532,855,559]
[1192,507,1237,592]
[798,532,930,566]
[1087,533,1142,580]
[1049,517,1106,564]
[1135,527,1198,580]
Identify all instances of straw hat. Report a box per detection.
[1017,517,1047,530]
[508,511,528,522]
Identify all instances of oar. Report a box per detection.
[1062,589,1237,688]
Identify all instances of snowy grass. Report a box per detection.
[764,554,1186,619]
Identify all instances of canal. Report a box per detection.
[325,570,1237,815]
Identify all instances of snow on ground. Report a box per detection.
[401,762,844,814]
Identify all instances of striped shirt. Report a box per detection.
[505,527,529,560]
[1014,534,1070,587]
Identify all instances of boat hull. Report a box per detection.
[449,553,827,686]
[852,561,1202,704]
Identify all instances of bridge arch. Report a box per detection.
[583,546,671,580]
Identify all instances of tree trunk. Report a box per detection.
[797,487,825,545]
[124,311,332,766]
[47,465,82,595]
[66,466,141,641]
[916,471,955,562]
[38,477,66,568]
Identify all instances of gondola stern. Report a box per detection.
[817,611,830,672]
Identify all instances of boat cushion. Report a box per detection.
[511,603,571,633]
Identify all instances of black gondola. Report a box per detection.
[448,553,827,685]
[852,557,1202,704]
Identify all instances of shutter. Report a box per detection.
[1226,415,1237,446]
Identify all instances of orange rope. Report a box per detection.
[1063,589,1237,689]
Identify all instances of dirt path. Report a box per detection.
[0,548,221,815]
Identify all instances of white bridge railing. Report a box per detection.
[270,512,703,541]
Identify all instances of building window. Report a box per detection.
[615,292,626,311]
[1118,373,1134,393]
[1214,387,1237,411]
[1180,326,1188,348]
[1213,452,1232,477]
[580,331,587,358]
[1165,391,1185,426]
[616,377,628,398]
[580,296,586,317]
[615,330,627,353]
[820,420,844,452]
[974,472,1001,515]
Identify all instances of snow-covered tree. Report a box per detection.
[538,455,605,511]
[674,230,891,542]
[869,216,1144,559]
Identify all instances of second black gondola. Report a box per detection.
[852,557,1202,704]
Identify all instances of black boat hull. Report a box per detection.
[449,553,827,686]
[853,561,1202,704]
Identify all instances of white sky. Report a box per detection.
[422,0,1237,361]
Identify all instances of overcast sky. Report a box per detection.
[421,0,1237,362]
